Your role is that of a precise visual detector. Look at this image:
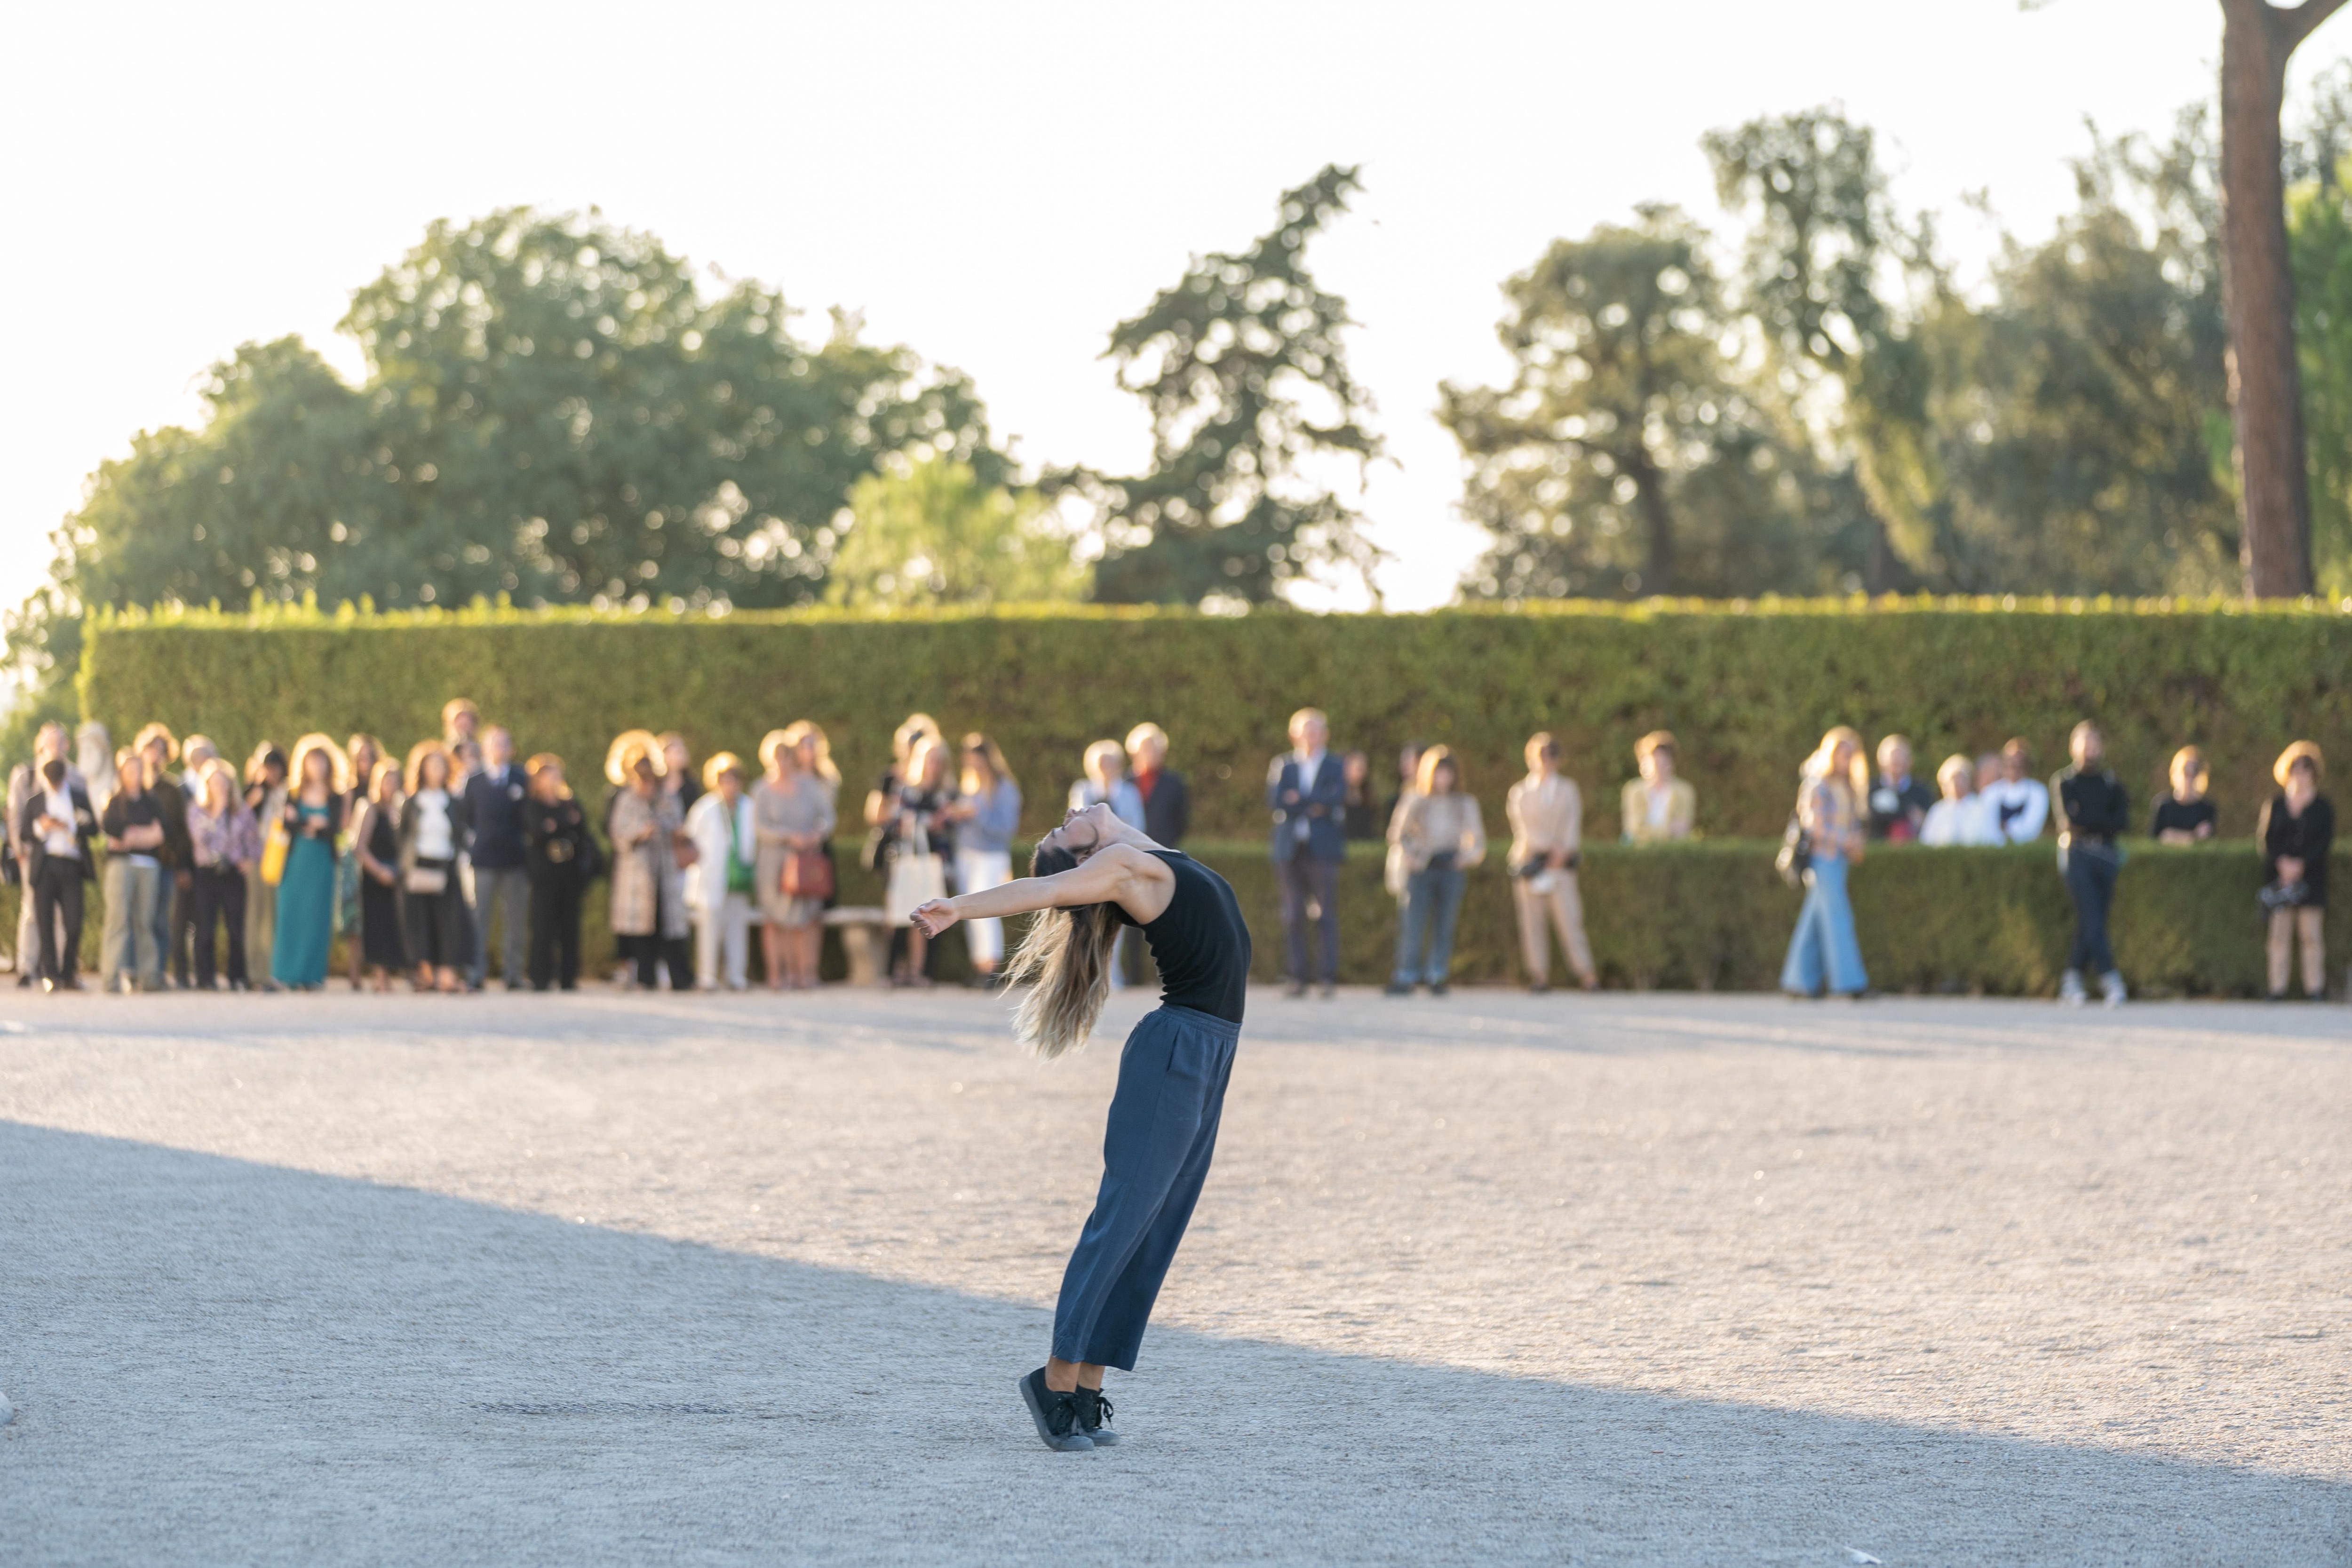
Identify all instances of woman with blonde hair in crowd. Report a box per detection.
[1621,731,1696,844]
[271,734,348,991]
[1920,755,1997,846]
[783,720,842,806]
[186,759,260,990]
[398,740,468,992]
[1780,725,1870,1000]
[865,713,942,834]
[1386,745,1486,997]
[608,730,692,990]
[947,733,1023,984]
[2259,741,2334,1001]
[754,728,835,990]
[350,757,409,991]
[2150,746,2219,844]
[685,751,757,991]
[1507,732,1597,994]
[881,733,958,986]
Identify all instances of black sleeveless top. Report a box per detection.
[1116,850,1251,1025]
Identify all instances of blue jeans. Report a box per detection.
[1394,864,1468,986]
[1053,1006,1240,1371]
[1780,853,1868,995]
[102,860,162,993]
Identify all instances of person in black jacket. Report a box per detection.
[524,755,597,991]
[1125,724,1190,849]
[2052,721,2130,1007]
[17,754,95,990]
[2258,740,2334,1001]
[463,725,532,990]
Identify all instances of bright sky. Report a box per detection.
[8,0,2351,616]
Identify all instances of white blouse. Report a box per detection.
[413,788,456,860]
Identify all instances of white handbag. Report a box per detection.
[885,824,948,926]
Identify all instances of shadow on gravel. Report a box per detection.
[4,1122,2345,1568]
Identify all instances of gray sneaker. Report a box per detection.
[1073,1385,1119,1447]
[2058,970,2087,1006]
[2100,970,2126,1008]
[1018,1368,1094,1452]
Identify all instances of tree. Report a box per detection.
[8,208,1004,711]
[341,209,1004,609]
[1442,207,1860,600]
[1073,166,1383,605]
[1705,108,1942,589]
[2217,0,2348,596]
[2288,128,2352,592]
[824,456,1089,608]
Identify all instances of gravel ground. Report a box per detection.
[2,985,2348,1566]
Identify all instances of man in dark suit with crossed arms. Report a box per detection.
[1268,706,1347,997]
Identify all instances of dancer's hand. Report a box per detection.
[910,899,959,937]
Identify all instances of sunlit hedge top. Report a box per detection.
[80,597,2352,839]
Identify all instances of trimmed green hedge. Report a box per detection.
[9,839,2336,997]
[78,599,2352,845]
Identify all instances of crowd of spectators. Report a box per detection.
[4,707,2335,1003]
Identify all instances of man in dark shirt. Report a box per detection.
[100,753,168,993]
[2052,720,2130,1007]
[1866,734,1938,842]
[134,724,192,987]
[463,725,532,989]
[1126,723,1190,848]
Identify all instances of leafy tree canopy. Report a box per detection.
[1442,207,1865,600]
[824,456,1089,609]
[10,207,1003,699]
[1067,165,1384,607]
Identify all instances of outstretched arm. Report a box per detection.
[911,844,1163,936]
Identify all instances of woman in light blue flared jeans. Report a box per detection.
[1781,726,1870,998]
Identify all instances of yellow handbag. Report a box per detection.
[260,817,291,887]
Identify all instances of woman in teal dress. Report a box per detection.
[272,733,349,990]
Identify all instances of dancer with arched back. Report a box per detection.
[913,799,1251,1451]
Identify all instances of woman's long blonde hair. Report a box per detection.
[1804,726,1869,804]
[1004,839,1123,1059]
[780,720,839,785]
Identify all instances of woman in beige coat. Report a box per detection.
[1385,746,1486,996]
[1507,732,1597,992]
[607,730,691,990]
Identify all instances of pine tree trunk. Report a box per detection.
[2220,0,2345,597]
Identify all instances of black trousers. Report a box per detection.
[2064,843,2121,974]
[191,865,248,989]
[1277,853,1342,985]
[620,932,693,990]
[529,876,583,990]
[32,859,85,984]
[169,872,197,986]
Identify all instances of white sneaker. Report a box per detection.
[2058,970,2087,1006]
[2100,971,2126,1008]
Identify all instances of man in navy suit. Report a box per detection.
[1268,707,1348,997]
[463,726,531,989]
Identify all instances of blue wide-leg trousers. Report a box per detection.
[1780,853,1869,996]
[1052,1005,1240,1371]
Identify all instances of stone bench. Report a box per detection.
[822,906,893,986]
